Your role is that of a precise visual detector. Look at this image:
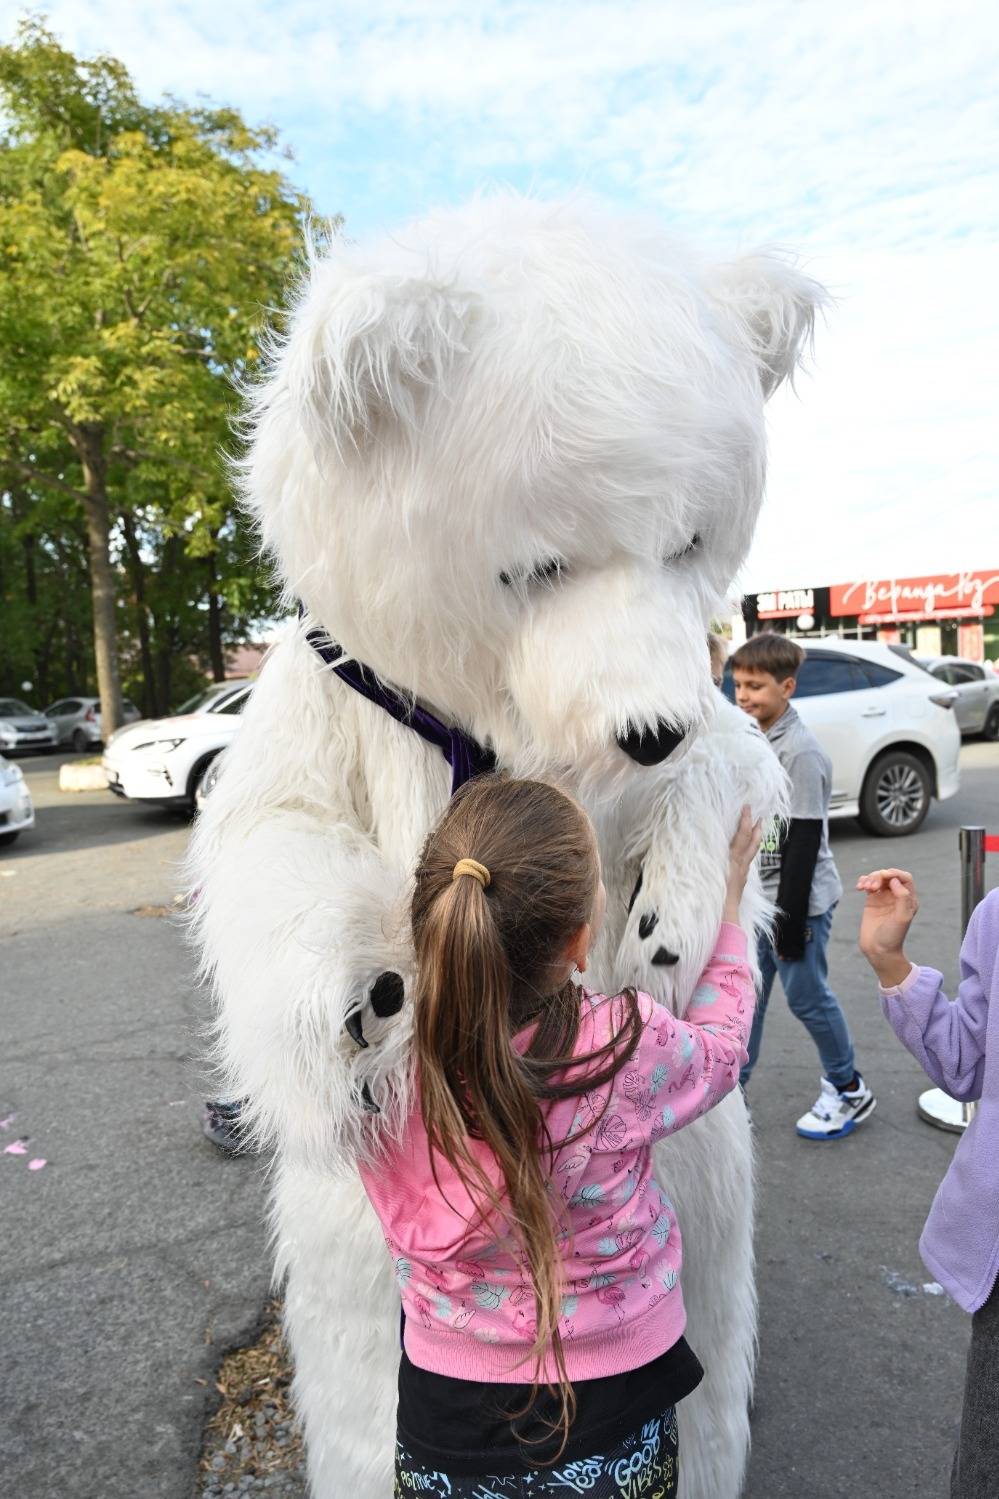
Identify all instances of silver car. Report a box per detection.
[44,695,141,751]
[0,754,34,847]
[0,698,57,754]
[919,657,999,739]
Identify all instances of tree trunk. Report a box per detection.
[154,535,183,711]
[36,617,59,705]
[74,423,123,738]
[9,485,43,698]
[120,509,159,717]
[155,634,174,713]
[206,542,225,682]
[22,530,37,607]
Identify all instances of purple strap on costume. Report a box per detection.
[305,627,496,796]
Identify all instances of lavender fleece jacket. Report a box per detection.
[880,888,999,1313]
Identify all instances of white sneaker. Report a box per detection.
[796,1075,876,1140]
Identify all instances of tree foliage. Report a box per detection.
[0,19,314,720]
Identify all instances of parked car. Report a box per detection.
[170,680,250,718]
[0,698,57,754]
[0,755,34,846]
[102,684,252,812]
[917,656,999,739]
[43,695,142,751]
[724,637,961,836]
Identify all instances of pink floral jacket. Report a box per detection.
[359,923,754,1383]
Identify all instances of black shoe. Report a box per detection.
[202,1099,253,1154]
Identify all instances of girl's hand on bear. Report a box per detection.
[857,869,918,988]
[723,807,762,924]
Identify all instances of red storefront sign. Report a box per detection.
[756,587,815,619]
[832,571,999,619]
[858,607,995,624]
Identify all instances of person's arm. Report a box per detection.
[774,819,821,959]
[858,873,995,1102]
[627,926,756,1139]
[773,748,828,959]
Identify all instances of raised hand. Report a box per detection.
[856,868,918,987]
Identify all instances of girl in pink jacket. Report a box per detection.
[359,776,760,1496]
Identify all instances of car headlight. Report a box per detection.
[2,763,23,786]
[0,721,13,736]
[131,736,186,753]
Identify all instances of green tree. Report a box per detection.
[0,18,309,730]
[0,458,93,705]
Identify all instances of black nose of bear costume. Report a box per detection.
[616,720,687,766]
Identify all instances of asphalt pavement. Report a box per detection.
[745,739,999,1499]
[1,741,997,1499]
[1,754,273,1498]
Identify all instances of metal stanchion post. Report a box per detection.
[918,827,985,1133]
[960,826,987,934]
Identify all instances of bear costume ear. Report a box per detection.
[285,254,473,454]
[707,253,827,398]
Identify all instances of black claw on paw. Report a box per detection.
[370,970,405,1018]
[344,1010,368,1048]
[651,946,680,966]
[357,1081,381,1115]
[638,911,658,939]
[628,870,643,913]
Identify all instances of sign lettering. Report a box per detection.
[832,571,999,618]
[757,587,814,618]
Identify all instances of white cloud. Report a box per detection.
[7,0,999,583]
[746,243,999,591]
[19,1,998,249]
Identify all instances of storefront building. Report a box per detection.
[739,570,999,663]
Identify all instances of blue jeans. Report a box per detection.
[740,906,856,1091]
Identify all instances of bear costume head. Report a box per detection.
[243,193,822,777]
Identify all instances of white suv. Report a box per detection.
[102,683,252,812]
[726,637,961,836]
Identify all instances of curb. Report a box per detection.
[59,763,109,792]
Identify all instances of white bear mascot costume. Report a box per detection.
[191,195,822,1499]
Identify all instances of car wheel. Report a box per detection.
[190,757,217,816]
[0,830,20,847]
[984,705,999,742]
[71,728,90,753]
[858,751,932,837]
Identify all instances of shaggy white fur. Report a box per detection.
[189,193,823,1499]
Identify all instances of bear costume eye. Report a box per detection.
[661,532,700,565]
[499,556,564,588]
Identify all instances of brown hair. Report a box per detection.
[411,776,643,1456]
[707,631,728,683]
[730,631,804,681]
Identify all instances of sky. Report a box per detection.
[8,0,999,593]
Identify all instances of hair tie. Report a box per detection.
[452,858,491,889]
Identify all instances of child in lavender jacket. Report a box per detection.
[857,870,999,1499]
